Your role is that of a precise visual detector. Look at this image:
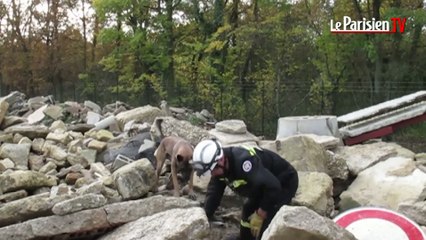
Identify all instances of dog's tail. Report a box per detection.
[151,117,166,145]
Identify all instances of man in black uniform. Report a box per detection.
[191,139,299,240]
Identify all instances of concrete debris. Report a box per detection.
[0,91,424,240]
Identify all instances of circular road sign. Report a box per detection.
[333,207,425,240]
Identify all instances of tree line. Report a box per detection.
[0,0,425,137]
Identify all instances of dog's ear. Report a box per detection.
[176,154,184,162]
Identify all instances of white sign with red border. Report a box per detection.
[333,207,425,240]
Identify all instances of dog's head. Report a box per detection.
[176,153,192,164]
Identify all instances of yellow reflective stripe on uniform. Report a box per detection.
[232,179,247,188]
[240,220,251,228]
[219,178,246,188]
[242,146,256,156]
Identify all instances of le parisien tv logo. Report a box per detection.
[330,16,407,34]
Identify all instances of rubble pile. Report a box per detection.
[0,91,424,240]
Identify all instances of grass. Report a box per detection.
[388,121,426,153]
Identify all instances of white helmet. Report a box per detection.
[192,139,223,176]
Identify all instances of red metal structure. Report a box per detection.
[338,91,426,146]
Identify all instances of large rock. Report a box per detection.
[97,132,152,164]
[27,105,48,124]
[28,96,52,110]
[39,161,57,174]
[334,141,398,175]
[1,116,26,129]
[115,105,165,130]
[192,172,212,193]
[42,143,68,162]
[292,172,334,216]
[275,135,329,173]
[50,120,68,132]
[28,154,44,171]
[52,194,107,216]
[325,150,349,180]
[75,180,104,196]
[261,206,356,240]
[0,99,9,125]
[0,190,27,203]
[86,111,102,124]
[31,138,45,153]
[77,149,97,167]
[43,105,63,120]
[84,100,102,113]
[215,119,247,134]
[103,195,199,224]
[0,195,199,240]
[299,134,341,150]
[1,91,26,107]
[416,153,426,174]
[0,134,13,145]
[397,201,426,226]
[387,142,416,158]
[0,158,15,172]
[88,139,107,152]
[339,156,426,211]
[0,143,31,170]
[0,208,110,240]
[0,192,72,227]
[4,124,50,139]
[209,128,259,147]
[111,158,155,200]
[276,116,341,139]
[0,170,57,194]
[150,117,210,146]
[258,140,277,152]
[46,132,72,145]
[90,162,111,177]
[98,207,209,240]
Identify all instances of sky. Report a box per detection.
[1,0,95,38]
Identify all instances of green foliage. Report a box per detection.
[394,122,426,139]
[78,73,92,95]
[1,0,426,139]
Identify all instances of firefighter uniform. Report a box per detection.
[204,146,299,240]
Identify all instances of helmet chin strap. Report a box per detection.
[224,157,230,175]
[214,156,228,176]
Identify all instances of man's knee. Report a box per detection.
[241,198,260,220]
[279,172,299,205]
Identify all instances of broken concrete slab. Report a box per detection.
[150,117,210,146]
[111,154,134,172]
[52,194,107,216]
[0,192,72,227]
[4,124,50,139]
[262,206,356,240]
[0,195,199,240]
[0,99,9,125]
[277,115,341,139]
[215,119,247,134]
[115,105,165,131]
[103,195,199,225]
[334,141,398,175]
[43,105,63,120]
[111,159,155,200]
[98,207,209,240]
[27,105,48,124]
[0,170,57,194]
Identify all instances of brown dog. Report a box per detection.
[153,136,196,199]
